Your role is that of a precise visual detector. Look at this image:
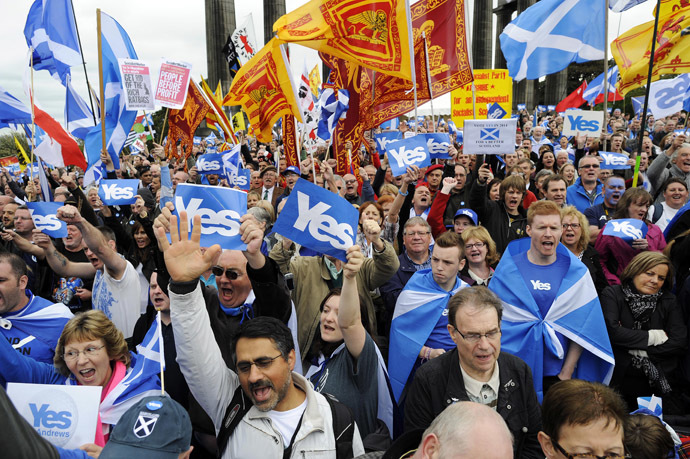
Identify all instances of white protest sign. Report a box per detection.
[7,383,101,449]
[562,110,604,136]
[648,74,690,119]
[462,119,518,155]
[118,59,155,111]
[154,60,192,109]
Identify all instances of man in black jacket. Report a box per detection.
[404,286,543,459]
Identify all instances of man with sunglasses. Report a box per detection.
[565,156,604,213]
[404,286,543,459]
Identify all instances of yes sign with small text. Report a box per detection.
[273,179,358,261]
[26,202,68,238]
[562,110,604,136]
[173,184,247,250]
[98,179,139,205]
[385,135,431,176]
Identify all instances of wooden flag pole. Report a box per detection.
[422,32,436,130]
[633,0,663,188]
[97,9,107,157]
[159,108,169,144]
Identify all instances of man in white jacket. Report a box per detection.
[156,211,364,459]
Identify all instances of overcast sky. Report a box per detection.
[0,0,655,128]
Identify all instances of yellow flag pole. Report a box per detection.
[97,9,107,157]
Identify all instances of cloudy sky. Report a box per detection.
[0,0,654,127]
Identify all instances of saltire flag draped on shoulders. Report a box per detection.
[389,269,468,402]
[612,6,690,94]
[166,81,210,160]
[283,116,300,167]
[0,86,33,126]
[583,66,623,106]
[555,80,588,112]
[273,0,412,80]
[65,75,95,139]
[23,0,82,85]
[84,10,138,170]
[366,0,473,129]
[500,0,605,81]
[488,238,615,401]
[226,38,303,143]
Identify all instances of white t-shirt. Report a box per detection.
[648,202,679,233]
[267,398,307,448]
[92,260,142,339]
[135,263,149,315]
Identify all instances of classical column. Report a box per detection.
[472,0,494,70]
[545,69,568,106]
[513,0,536,109]
[264,0,286,46]
[205,0,236,93]
[493,2,517,70]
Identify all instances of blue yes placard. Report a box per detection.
[195,153,225,175]
[173,184,247,250]
[603,219,648,246]
[273,179,358,262]
[385,135,431,177]
[374,131,402,156]
[98,179,139,205]
[228,168,251,191]
[423,133,452,159]
[26,202,67,238]
[599,151,630,170]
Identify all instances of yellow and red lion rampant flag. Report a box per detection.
[612,5,690,94]
[166,81,210,160]
[226,39,303,143]
[273,0,412,80]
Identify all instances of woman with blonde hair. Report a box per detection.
[560,206,608,293]
[558,163,577,187]
[460,226,499,286]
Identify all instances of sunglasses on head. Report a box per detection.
[211,266,241,280]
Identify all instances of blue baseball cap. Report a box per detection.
[454,208,478,226]
[282,165,300,176]
[99,396,191,459]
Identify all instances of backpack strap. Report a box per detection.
[652,203,664,224]
[217,386,253,458]
[323,393,356,459]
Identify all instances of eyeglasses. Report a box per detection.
[236,354,283,374]
[579,164,600,169]
[552,439,631,459]
[451,327,501,343]
[211,266,242,280]
[405,231,431,237]
[465,242,485,250]
[63,345,105,362]
[562,223,581,230]
[345,179,357,185]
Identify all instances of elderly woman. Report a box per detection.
[0,310,160,446]
[560,206,608,293]
[538,380,629,459]
[460,226,498,286]
[357,201,398,257]
[595,188,667,285]
[601,252,687,411]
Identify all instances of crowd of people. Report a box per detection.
[1,107,690,458]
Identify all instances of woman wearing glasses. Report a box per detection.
[538,379,630,459]
[560,206,608,293]
[460,226,499,286]
[0,310,160,447]
[304,246,393,442]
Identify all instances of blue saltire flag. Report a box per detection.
[0,87,32,125]
[683,84,690,114]
[385,135,432,177]
[637,397,663,417]
[609,0,650,12]
[172,184,247,251]
[195,153,225,175]
[26,202,67,238]
[447,120,458,136]
[98,179,139,205]
[228,167,251,191]
[489,238,615,401]
[583,66,619,106]
[222,144,242,178]
[424,133,452,159]
[389,269,468,401]
[487,102,508,120]
[631,96,648,115]
[23,0,82,85]
[374,131,402,156]
[65,76,95,139]
[159,163,173,208]
[84,11,138,170]
[273,178,357,262]
[83,160,105,186]
[36,158,53,202]
[602,219,648,246]
[500,0,605,81]
[205,132,217,146]
[317,88,349,141]
[517,103,526,111]
[599,151,630,169]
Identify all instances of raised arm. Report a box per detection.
[33,229,96,279]
[339,246,367,360]
[0,230,44,259]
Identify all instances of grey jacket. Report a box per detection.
[646,151,690,196]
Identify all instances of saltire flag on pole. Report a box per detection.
[84,10,138,170]
[166,81,210,160]
[32,103,87,170]
[583,66,624,106]
[273,0,413,80]
[555,80,588,112]
[613,6,690,94]
[500,0,605,81]
[231,14,259,65]
[65,75,95,139]
[23,0,82,85]
[0,87,33,125]
[609,0,650,12]
[317,88,350,141]
[225,38,303,143]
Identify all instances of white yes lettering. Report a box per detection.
[293,191,354,250]
[175,196,240,237]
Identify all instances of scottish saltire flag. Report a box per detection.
[637,396,663,417]
[317,88,349,141]
[83,161,104,186]
[23,0,82,85]
[489,238,614,401]
[517,103,526,110]
[0,87,32,125]
[389,269,468,401]
[447,121,463,145]
[84,11,138,170]
[684,84,690,114]
[205,131,217,146]
[222,144,242,178]
[65,76,95,139]
[583,66,619,106]
[602,219,648,245]
[500,0,605,81]
[379,118,399,130]
[631,96,648,115]
[306,341,395,437]
[609,0,649,12]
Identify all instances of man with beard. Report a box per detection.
[584,176,625,239]
[159,212,365,458]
